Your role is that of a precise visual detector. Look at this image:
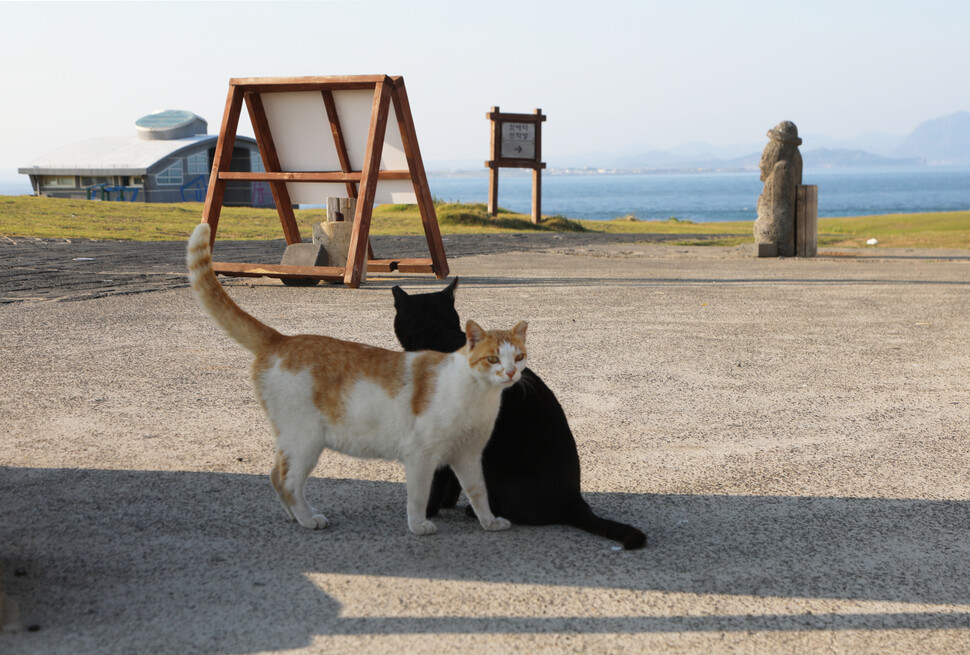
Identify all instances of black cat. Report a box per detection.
[392,278,647,549]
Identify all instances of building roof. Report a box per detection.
[18,135,222,176]
[136,110,209,141]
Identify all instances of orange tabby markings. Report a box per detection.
[270,450,295,507]
[264,335,407,424]
[410,351,448,415]
[186,237,280,352]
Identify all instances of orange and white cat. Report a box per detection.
[187,223,526,536]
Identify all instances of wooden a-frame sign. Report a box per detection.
[200,75,448,288]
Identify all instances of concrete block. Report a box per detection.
[280,243,328,267]
[754,243,778,258]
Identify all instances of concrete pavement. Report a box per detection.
[2,237,969,653]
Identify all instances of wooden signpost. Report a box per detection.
[200,75,449,288]
[486,107,546,223]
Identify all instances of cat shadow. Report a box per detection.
[3,467,969,652]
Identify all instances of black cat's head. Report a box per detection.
[392,277,467,353]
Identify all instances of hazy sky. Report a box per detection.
[2,0,968,180]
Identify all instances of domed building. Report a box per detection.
[18,110,272,206]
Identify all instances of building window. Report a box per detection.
[131,176,145,186]
[82,176,113,187]
[187,152,208,175]
[250,151,265,172]
[156,161,183,185]
[43,176,75,187]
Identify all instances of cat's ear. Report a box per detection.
[445,277,459,297]
[512,321,528,341]
[392,286,409,305]
[465,320,486,349]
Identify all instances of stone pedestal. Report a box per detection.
[753,243,778,258]
[313,221,365,281]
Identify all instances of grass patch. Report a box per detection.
[667,237,753,247]
[817,212,970,249]
[0,195,287,241]
[429,203,586,233]
[580,215,753,236]
[0,196,968,249]
[0,196,591,240]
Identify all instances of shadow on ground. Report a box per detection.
[3,468,969,652]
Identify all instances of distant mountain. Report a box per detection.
[424,157,487,172]
[425,112,969,173]
[613,149,688,168]
[552,135,926,173]
[668,141,764,160]
[893,111,970,164]
[560,145,922,173]
[802,148,923,168]
[598,112,970,171]
[802,132,906,157]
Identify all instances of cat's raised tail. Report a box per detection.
[187,223,281,353]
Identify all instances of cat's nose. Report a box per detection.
[505,370,515,379]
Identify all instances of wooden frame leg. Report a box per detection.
[531,168,541,224]
[391,78,449,279]
[488,166,499,216]
[201,84,245,248]
[344,78,392,288]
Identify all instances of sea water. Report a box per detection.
[3,165,968,222]
[428,166,970,222]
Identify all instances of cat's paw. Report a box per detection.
[481,516,511,531]
[297,514,330,530]
[408,519,437,536]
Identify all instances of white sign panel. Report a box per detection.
[259,90,417,205]
[500,122,536,159]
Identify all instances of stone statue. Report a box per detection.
[754,121,803,257]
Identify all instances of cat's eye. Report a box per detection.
[515,354,525,362]
[487,356,499,364]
